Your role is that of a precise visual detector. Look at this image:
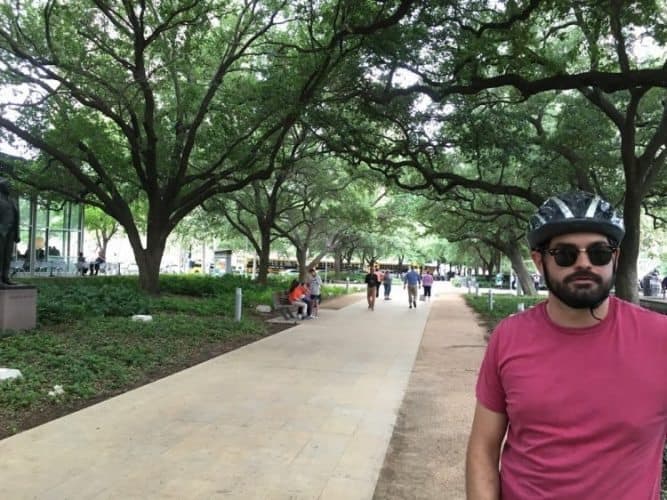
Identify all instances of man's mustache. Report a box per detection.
[565,272,602,284]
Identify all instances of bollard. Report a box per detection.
[517,302,525,312]
[346,277,349,292]
[488,289,494,311]
[234,287,242,322]
[475,282,480,296]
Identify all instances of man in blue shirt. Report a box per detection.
[403,265,421,309]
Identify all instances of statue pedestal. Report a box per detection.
[0,286,37,331]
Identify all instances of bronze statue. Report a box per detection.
[0,178,20,286]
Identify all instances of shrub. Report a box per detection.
[24,277,150,325]
[465,294,544,328]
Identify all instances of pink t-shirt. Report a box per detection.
[476,297,667,499]
[422,274,434,286]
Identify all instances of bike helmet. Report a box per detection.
[527,191,625,249]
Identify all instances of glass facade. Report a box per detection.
[13,196,83,275]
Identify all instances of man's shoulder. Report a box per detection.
[612,296,667,323]
[491,301,547,339]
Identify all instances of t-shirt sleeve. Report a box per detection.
[475,325,507,414]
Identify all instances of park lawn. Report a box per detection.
[0,274,350,439]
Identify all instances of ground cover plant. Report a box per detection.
[0,274,351,439]
[464,293,544,333]
[464,293,667,499]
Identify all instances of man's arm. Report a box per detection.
[466,401,508,500]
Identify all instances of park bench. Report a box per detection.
[272,291,299,320]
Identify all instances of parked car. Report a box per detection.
[160,264,182,274]
[186,261,202,274]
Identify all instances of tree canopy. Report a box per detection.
[2,0,667,301]
[309,0,667,301]
[0,0,416,293]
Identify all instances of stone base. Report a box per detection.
[0,286,37,331]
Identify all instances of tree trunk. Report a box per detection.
[134,246,164,295]
[295,246,308,281]
[615,189,641,303]
[506,244,536,295]
[256,229,272,285]
[344,248,353,268]
[124,217,168,295]
[256,245,271,285]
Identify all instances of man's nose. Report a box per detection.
[573,249,593,266]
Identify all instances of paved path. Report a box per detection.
[0,282,485,499]
[373,291,487,499]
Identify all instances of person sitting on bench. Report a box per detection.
[287,280,308,319]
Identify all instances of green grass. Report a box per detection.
[464,293,544,331]
[463,292,667,498]
[0,274,353,438]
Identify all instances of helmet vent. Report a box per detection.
[585,196,601,218]
[553,197,575,218]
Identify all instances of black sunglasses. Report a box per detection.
[544,242,617,267]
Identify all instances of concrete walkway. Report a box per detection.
[0,283,485,499]
[373,289,487,499]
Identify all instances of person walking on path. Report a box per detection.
[308,268,322,318]
[466,191,667,500]
[374,266,383,298]
[421,269,433,301]
[364,266,380,310]
[403,266,421,309]
[382,269,393,300]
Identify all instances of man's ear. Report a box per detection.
[531,250,544,275]
[613,247,621,272]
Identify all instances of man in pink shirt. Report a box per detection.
[466,191,667,499]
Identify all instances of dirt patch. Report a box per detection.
[372,294,486,500]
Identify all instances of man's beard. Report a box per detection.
[544,269,614,309]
